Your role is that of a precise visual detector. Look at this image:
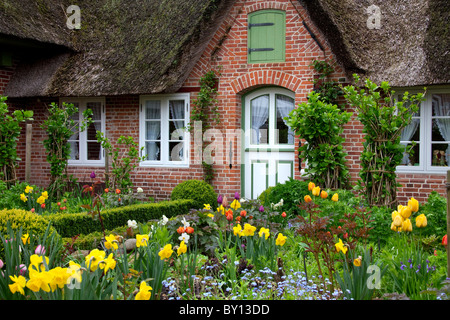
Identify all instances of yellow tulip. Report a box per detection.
[390,221,399,232]
[312,186,320,197]
[399,205,411,219]
[230,199,241,210]
[408,197,419,212]
[308,182,315,191]
[393,213,403,227]
[402,218,413,232]
[415,214,427,228]
[331,193,339,202]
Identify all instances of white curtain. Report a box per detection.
[169,100,185,160]
[145,101,161,161]
[400,118,419,165]
[432,94,450,166]
[276,95,295,144]
[90,103,102,160]
[251,95,269,144]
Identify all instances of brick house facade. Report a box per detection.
[1,0,449,204]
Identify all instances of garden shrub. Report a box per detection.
[171,179,217,210]
[419,191,447,238]
[0,208,60,259]
[48,199,194,238]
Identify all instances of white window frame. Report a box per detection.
[139,93,190,168]
[60,97,106,166]
[396,87,450,174]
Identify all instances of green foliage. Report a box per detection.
[419,191,447,237]
[310,59,344,105]
[47,199,194,238]
[0,96,33,186]
[96,133,145,192]
[41,102,92,198]
[170,179,217,210]
[0,209,60,259]
[285,93,352,189]
[342,75,426,207]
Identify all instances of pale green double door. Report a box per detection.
[242,88,296,199]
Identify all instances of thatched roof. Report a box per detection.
[2,0,234,97]
[302,0,450,87]
[1,0,448,98]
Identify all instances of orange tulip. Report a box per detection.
[320,190,328,199]
[304,195,312,203]
[185,226,194,234]
[177,227,185,234]
[308,182,315,191]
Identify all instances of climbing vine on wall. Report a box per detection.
[190,68,221,184]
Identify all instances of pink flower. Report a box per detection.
[18,264,27,275]
[35,244,46,255]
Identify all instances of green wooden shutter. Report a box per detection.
[248,10,285,63]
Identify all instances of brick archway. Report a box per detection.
[229,70,302,94]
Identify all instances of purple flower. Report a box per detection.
[217,195,223,205]
[90,171,96,179]
[234,192,240,200]
[259,205,264,212]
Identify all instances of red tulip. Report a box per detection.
[240,210,247,217]
[185,226,194,234]
[177,227,185,234]
[443,234,448,246]
[281,212,286,218]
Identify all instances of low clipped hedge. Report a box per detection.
[48,199,195,238]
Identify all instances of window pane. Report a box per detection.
[400,118,420,142]
[432,143,450,166]
[399,142,420,166]
[276,94,294,144]
[69,141,79,160]
[169,121,185,140]
[169,142,184,161]
[169,100,185,119]
[145,121,161,140]
[87,142,101,160]
[432,94,450,116]
[251,95,269,145]
[145,101,161,119]
[87,102,102,120]
[87,121,101,140]
[145,141,160,161]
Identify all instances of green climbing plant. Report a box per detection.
[342,75,426,207]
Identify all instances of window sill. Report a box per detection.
[139,162,190,169]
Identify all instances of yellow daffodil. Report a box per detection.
[67,261,82,285]
[217,205,225,215]
[9,275,26,295]
[242,223,256,237]
[99,253,116,273]
[203,204,211,210]
[158,244,173,260]
[335,238,348,254]
[331,193,339,202]
[135,281,152,300]
[258,227,270,240]
[275,233,287,246]
[308,181,315,191]
[230,199,241,210]
[416,214,427,228]
[29,254,49,272]
[408,197,419,212]
[48,267,70,291]
[136,234,149,248]
[207,213,214,218]
[36,196,45,205]
[353,256,362,267]
[402,218,413,232]
[233,224,243,237]
[25,186,33,194]
[21,233,30,245]
[177,241,187,256]
[104,234,119,250]
[20,193,28,202]
[85,249,106,271]
[26,269,52,293]
[312,186,321,197]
